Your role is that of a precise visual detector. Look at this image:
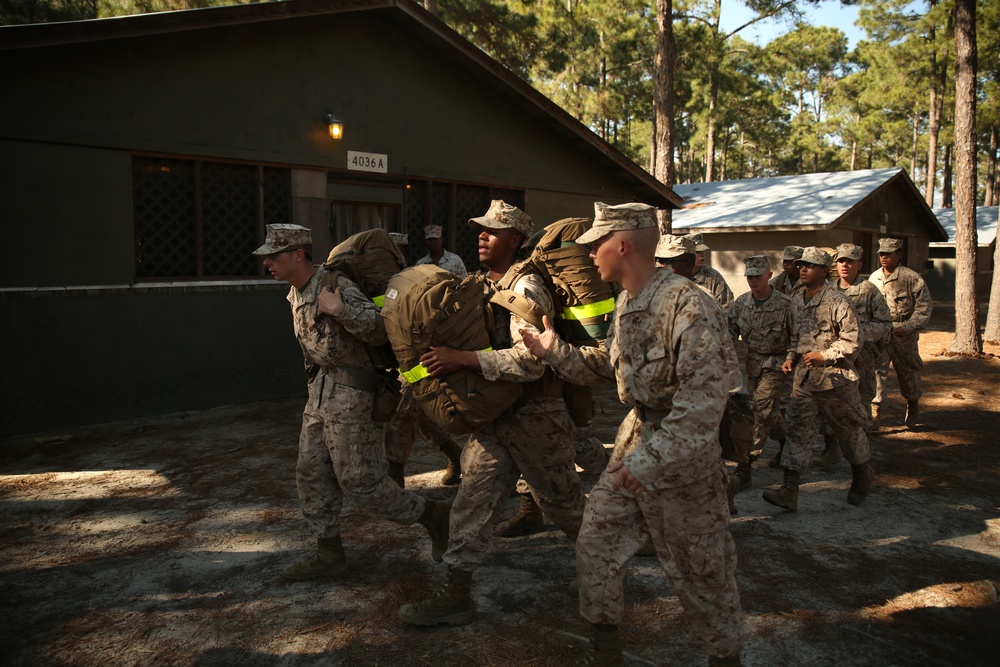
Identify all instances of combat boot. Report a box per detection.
[905,400,920,427]
[734,461,753,491]
[438,438,462,486]
[281,535,347,581]
[417,499,451,562]
[768,439,785,469]
[387,461,405,488]
[398,566,474,626]
[847,463,875,505]
[576,624,624,667]
[726,473,741,516]
[870,404,881,432]
[762,469,800,512]
[816,434,842,468]
[494,494,545,537]
[708,655,742,666]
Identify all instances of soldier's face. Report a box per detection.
[797,262,827,289]
[476,225,520,269]
[588,233,624,283]
[746,272,770,293]
[879,250,902,272]
[782,259,798,276]
[262,249,297,282]
[695,250,706,267]
[838,258,862,283]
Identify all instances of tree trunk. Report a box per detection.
[653,0,676,233]
[950,0,982,355]
[986,125,998,207]
[986,208,1000,342]
[925,3,941,207]
[911,112,919,183]
[942,144,953,207]
[705,86,717,182]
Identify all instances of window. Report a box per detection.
[132,156,290,279]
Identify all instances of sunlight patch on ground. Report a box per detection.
[864,580,1000,619]
[0,469,177,501]
[933,517,1000,558]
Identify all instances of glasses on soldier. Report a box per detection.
[266,249,295,260]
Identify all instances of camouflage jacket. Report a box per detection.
[543,270,730,488]
[727,288,794,377]
[786,282,860,392]
[289,265,386,372]
[416,249,469,279]
[868,265,933,335]
[837,278,892,349]
[691,264,734,310]
[769,271,801,296]
[476,267,553,385]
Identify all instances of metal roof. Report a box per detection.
[0,0,681,209]
[671,168,945,239]
[930,207,998,247]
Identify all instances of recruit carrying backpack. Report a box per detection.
[380,264,545,435]
[528,218,618,426]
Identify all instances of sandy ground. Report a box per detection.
[1,304,999,666]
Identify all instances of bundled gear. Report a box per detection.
[381,263,544,435]
[719,392,755,464]
[319,228,405,421]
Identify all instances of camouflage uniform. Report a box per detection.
[727,288,794,454]
[783,282,871,473]
[543,269,744,660]
[384,380,458,468]
[868,265,932,402]
[692,264,734,311]
[442,268,585,572]
[416,249,468,279]
[292,267,426,539]
[837,279,892,413]
[769,271,801,296]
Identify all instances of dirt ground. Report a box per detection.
[2,303,999,667]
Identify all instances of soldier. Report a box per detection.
[726,255,793,488]
[397,200,585,626]
[689,232,734,310]
[253,224,450,581]
[868,238,933,427]
[522,205,744,667]
[416,224,469,278]
[770,245,804,295]
[817,243,891,462]
[763,247,875,512]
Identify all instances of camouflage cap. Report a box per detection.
[743,255,770,276]
[689,232,710,252]
[878,237,904,253]
[655,234,696,260]
[781,245,805,261]
[794,246,831,268]
[252,224,312,255]
[469,200,533,237]
[389,232,409,246]
[835,243,863,261]
[576,202,658,245]
[424,225,442,239]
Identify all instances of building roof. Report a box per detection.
[0,0,681,209]
[930,206,998,247]
[671,168,946,240]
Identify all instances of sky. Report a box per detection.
[719,0,865,49]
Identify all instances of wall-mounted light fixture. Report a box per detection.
[325,114,344,140]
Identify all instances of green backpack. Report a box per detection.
[381,264,544,435]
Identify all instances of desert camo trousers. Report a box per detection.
[782,380,871,474]
[748,369,788,454]
[856,344,880,411]
[514,427,610,495]
[297,377,425,540]
[442,400,585,572]
[875,333,923,403]
[384,385,457,466]
[577,465,744,659]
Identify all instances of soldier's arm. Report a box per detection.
[865,287,892,344]
[476,274,551,383]
[902,274,933,334]
[821,299,861,362]
[325,276,388,345]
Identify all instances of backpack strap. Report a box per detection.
[489,289,545,331]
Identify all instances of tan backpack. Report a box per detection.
[381,264,543,435]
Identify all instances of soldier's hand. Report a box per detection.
[893,326,908,338]
[781,359,794,374]
[318,287,346,317]
[802,351,826,368]
[608,461,646,496]
[420,346,478,376]
[519,315,557,359]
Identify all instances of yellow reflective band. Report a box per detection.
[372,294,385,308]
[398,347,495,384]
[560,297,615,321]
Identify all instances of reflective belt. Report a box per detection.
[560,297,615,321]
[400,347,494,384]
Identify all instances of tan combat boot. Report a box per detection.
[815,434,842,468]
[762,469,800,512]
[847,463,875,505]
[870,404,881,432]
[576,624,624,667]
[494,494,545,537]
[281,535,348,581]
[905,400,920,427]
[417,499,451,562]
[438,438,463,486]
[398,566,475,626]
[387,461,405,488]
